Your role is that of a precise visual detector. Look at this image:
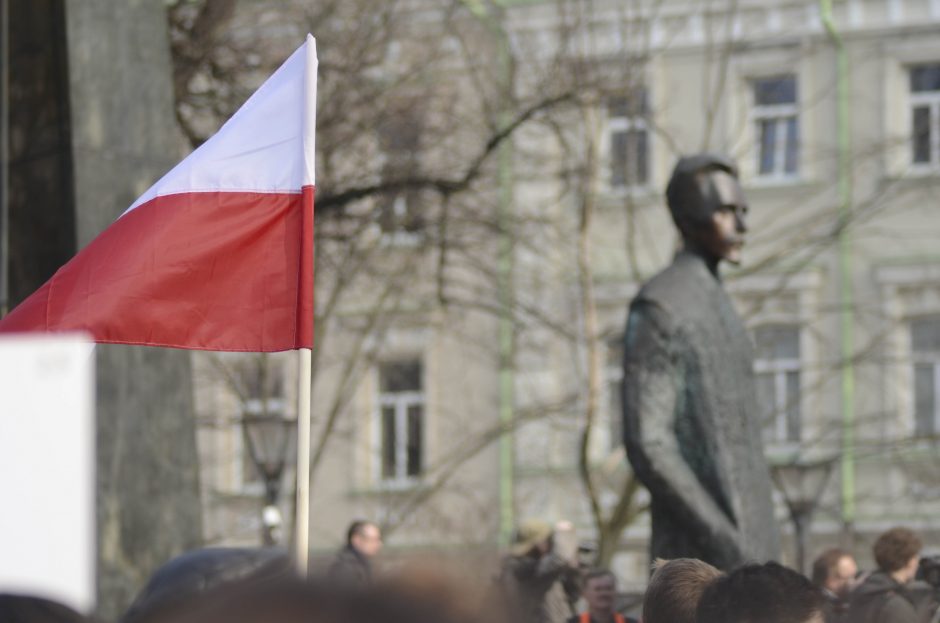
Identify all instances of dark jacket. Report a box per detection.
[497,553,580,623]
[327,544,372,586]
[847,572,921,623]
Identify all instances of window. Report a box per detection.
[378,360,424,483]
[754,325,801,444]
[605,337,624,452]
[607,90,649,188]
[910,64,940,168]
[752,76,799,178]
[377,109,425,238]
[230,356,288,489]
[911,316,940,436]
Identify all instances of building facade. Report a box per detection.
[194,0,940,588]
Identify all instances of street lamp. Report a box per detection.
[242,399,294,546]
[771,456,837,574]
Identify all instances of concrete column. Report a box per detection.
[63,1,202,618]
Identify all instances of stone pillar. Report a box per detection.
[62,1,203,619]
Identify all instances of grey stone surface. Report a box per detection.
[63,1,202,619]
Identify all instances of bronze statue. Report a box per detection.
[621,154,780,570]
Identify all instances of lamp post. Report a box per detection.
[242,400,294,546]
[771,456,837,574]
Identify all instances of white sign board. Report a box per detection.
[0,334,95,614]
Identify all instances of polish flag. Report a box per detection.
[0,36,318,352]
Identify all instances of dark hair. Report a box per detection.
[644,558,722,623]
[665,153,738,234]
[583,568,616,586]
[873,527,922,573]
[811,548,851,587]
[696,562,824,623]
[347,520,376,546]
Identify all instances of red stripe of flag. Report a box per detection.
[0,188,314,352]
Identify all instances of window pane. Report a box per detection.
[406,405,423,477]
[913,106,932,164]
[608,89,647,118]
[632,129,649,184]
[911,316,940,353]
[608,96,630,118]
[610,130,627,187]
[382,406,397,479]
[758,120,777,175]
[380,361,422,392]
[607,338,624,450]
[754,76,797,105]
[786,371,801,442]
[910,64,940,93]
[784,116,799,174]
[754,325,800,360]
[756,372,777,440]
[914,364,935,436]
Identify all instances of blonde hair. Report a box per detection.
[643,558,723,623]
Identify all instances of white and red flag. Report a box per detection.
[0,36,318,352]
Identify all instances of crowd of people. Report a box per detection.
[1,521,937,623]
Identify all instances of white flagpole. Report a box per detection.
[295,34,317,576]
[295,347,312,574]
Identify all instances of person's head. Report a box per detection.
[643,558,722,623]
[696,562,824,623]
[348,521,383,558]
[510,519,553,557]
[582,569,617,615]
[873,527,922,583]
[0,594,92,623]
[811,548,857,597]
[665,154,748,267]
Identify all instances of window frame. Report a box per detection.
[753,324,803,446]
[750,75,800,181]
[606,89,651,191]
[374,360,425,488]
[910,315,940,436]
[909,64,940,171]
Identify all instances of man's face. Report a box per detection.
[686,171,749,265]
[352,524,383,557]
[827,555,858,597]
[583,574,617,613]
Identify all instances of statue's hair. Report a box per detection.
[665,153,738,234]
[696,562,823,623]
[643,558,722,623]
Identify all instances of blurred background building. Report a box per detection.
[189,0,940,588]
[4,0,940,608]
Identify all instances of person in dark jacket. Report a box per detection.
[811,548,858,623]
[497,519,581,623]
[327,520,383,586]
[848,527,932,623]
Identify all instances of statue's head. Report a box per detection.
[666,153,748,266]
